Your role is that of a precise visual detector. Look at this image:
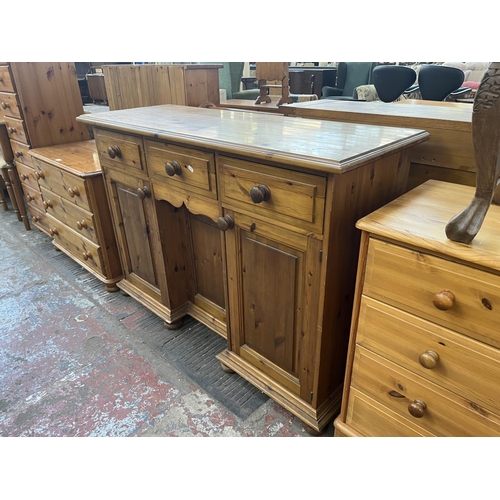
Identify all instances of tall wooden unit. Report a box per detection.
[102,64,222,111]
[78,105,428,433]
[335,181,500,437]
[0,62,89,234]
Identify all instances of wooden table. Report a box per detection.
[281,99,475,191]
[218,99,286,114]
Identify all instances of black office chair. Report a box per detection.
[414,64,471,101]
[372,65,417,102]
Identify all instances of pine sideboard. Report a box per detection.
[77,105,428,434]
[335,180,500,437]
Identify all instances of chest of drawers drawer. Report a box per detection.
[145,139,216,198]
[0,91,21,119]
[0,66,14,92]
[21,182,44,212]
[45,213,104,274]
[219,156,326,234]
[363,238,500,348]
[40,186,97,244]
[4,116,28,144]
[28,205,51,234]
[33,158,90,212]
[350,346,500,436]
[94,129,146,174]
[357,296,500,415]
[10,139,33,167]
[16,161,39,191]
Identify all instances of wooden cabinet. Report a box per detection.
[102,64,223,111]
[78,104,428,433]
[0,62,89,234]
[29,141,121,291]
[335,180,500,436]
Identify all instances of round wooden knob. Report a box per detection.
[48,228,58,236]
[34,171,45,180]
[20,173,28,180]
[68,187,80,197]
[107,145,122,159]
[1,102,9,109]
[419,350,439,369]
[32,216,40,223]
[0,77,4,83]
[43,200,53,209]
[82,251,92,261]
[8,127,16,134]
[14,151,23,158]
[217,215,234,231]
[76,220,88,230]
[250,184,271,203]
[26,194,33,201]
[165,160,182,176]
[136,186,151,200]
[432,290,455,310]
[408,399,427,418]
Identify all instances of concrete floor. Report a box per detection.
[0,196,334,437]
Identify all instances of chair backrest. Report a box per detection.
[218,62,245,99]
[372,65,417,102]
[256,62,289,83]
[418,64,465,101]
[338,62,377,96]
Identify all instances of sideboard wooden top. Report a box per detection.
[77,105,429,174]
[281,99,473,132]
[357,180,500,272]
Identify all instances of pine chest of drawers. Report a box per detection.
[29,140,121,292]
[334,180,500,437]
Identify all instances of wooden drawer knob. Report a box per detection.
[76,220,88,230]
[34,171,45,180]
[43,200,53,209]
[1,102,9,109]
[82,251,92,260]
[165,160,182,176]
[217,215,234,231]
[432,290,455,310]
[26,194,34,202]
[136,186,151,200]
[408,399,427,418]
[20,173,28,180]
[32,216,40,223]
[419,350,439,369]
[14,151,23,158]
[250,184,271,203]
[8,127,16,134]
[68,187,80,197]
[107,145,122,159]
[48,227,58,236]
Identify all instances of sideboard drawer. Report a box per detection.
[351,347,500,436]
[0,91,21,119]
[33,159,90,212]
[4,116,28,143]
[363,239,500,348]
[219,156,326,234]
[94,129,146,174]
[0,65,14,92]
[357,295,500,415]
[145,139,216,198]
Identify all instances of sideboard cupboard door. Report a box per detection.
[103,167,166,305]
[223,209,322,399]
